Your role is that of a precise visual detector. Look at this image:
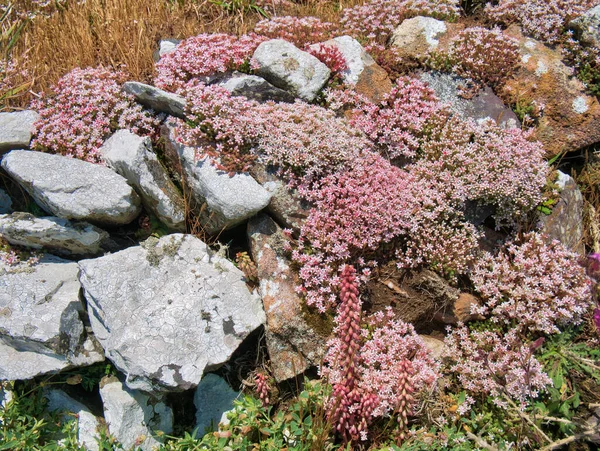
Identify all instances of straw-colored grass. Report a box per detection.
[4,0,364,109]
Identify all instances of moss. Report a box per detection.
[300,301,335,338]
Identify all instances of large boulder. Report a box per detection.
[502,25,600,155]
[100,130,186,231]
[218,72,295,103]
[0,212,108,256]
[99,376,172,451]
[122,82,186,119]
[248,214,326,381]
[253,39,331,102]
[569,5,600,48]
[45,389,102,451]
[310,36,393,103]
[0,255,104,380]
[391,16,448,56]
[161,118,271,234]
[420,71,519,128]
[1,150,141,225]
[0,110,39,154]
[79,234,266,392]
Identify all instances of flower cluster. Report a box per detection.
[327,76,445,160]
[444,325,551,409]
[305,44,348,82]
[447,27,520,88]
[31,66,159,163]
[325,265,377,444]
[253,16,335,47]
[254,371,270,407]
[0,239,40,274]
[484,0,596,44]
[562,31,600,98]
[471,232,593,334]
[154,33,267,93]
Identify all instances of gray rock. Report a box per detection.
[0,110,39,154]
[0,255,104,380]
[161,118,271,234]
[99,376,172,451]
[101,130,186,231]
[309,36,374,86]
[539,171,584,254]
[420,71,519,128]
[250,164,310,235]
[0,212,108,256]
[0,189,12,214]
[391,16,448,55]
[1,150,142,225]
[46,389,101,451]
[569,5,600,47]
[218,72,295,103]
[123,82,186,119]
[248,214,326,381]
[194,374,239,435]
[79,234,266,392]
[253,39,331,102]
[153,39,181,62]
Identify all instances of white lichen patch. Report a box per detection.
[424,19,447,47]
[572,96,589,114]
[522,54,531,63]
[535,60,548,76]
[524,40,536,50]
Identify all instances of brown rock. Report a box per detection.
[248,214,327,382]
[502,25,600,155]
[355,63,394,104]
[419,335,447,359]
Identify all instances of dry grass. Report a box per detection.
[4,0,365,109]
[577,152,600,253]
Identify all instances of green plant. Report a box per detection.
[209,0,268,18]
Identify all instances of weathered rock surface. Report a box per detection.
[250,165,310,235]
[194,373,239,435]
[218,72,295,103]
[79,234,266,392]
[569,5,600,48]
[539,170,584,254]
[420,71,519,128]
[248,214,326,381]
[153,39,181,61]
[0,110,39,154]
[99,376,172,451]
[253,39,331,102]
[123,82,186,119]
[101,130,186,231]
[311,36,393,103]
[0,189,12,214]
[502,25,600,155]
[391,16,448,56]
[419,335,446,360]
[1,150,142,225]
[0,212,109,256]
[46,389,101,451]
[161,118,271,234]
[0,255,104,380]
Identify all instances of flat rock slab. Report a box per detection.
[0,212,108,256]
[123,82,186,119]
[218,73,295,103]
[79,234,266,392]
[0,110,39,154]
[0,255,104,380]
[248,214,326,381]
[253,39,331,102]
[161,118,271,234]
[502,25,600,155]
[194,373,239,435]
[99,376,172,451]
[101,130,186,231]
[1,150,141,225]
[420,71,519,128]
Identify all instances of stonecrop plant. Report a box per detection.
[471,232,593,335]
[154,33,267,93]
[31,66,159,164]
[253,16,335,47]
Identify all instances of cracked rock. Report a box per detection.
[1,150,141,225]
[79,234,266,392]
